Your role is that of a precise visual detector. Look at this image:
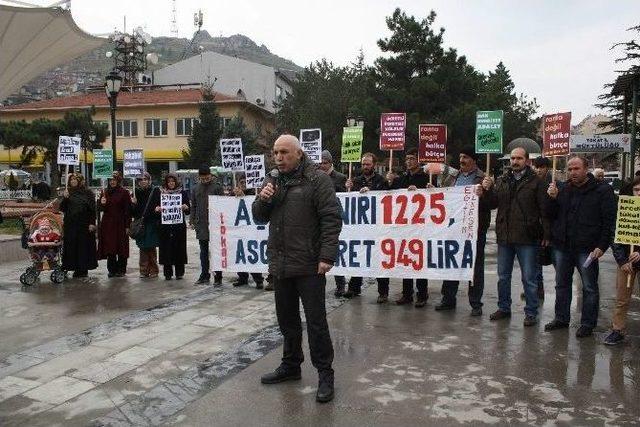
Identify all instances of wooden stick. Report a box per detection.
[485,154,490,176]
[348,162,353,182]
[429,170,433,186]
[389,150,393,171]
[628,244,636,288]
[65,165,69,188]
[552,156,557,182]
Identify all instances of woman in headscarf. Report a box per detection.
[98,171,132,277]
[151,173,190,280]
[59,173,98,277]
[132,172,159,278]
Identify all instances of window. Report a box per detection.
[176,118,198,136]
[144,119,168,137]
[220,117,232,129]
[116,120,138,137]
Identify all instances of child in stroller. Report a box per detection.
[20,211,66,285]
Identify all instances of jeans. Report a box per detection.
[441,231,486,309]
[402,279,428,300]
[348,277,390,296]
[553,249,600,329]
[199,239,221,280]
[274,274,334,374]
[497,243,539,317]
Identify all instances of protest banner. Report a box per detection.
[57,136,81,166]
[614,195,640,287]
[542,112,572,181]
[380,113,406,170]
[161,193,183,225]
[475,110,503,174]
[123,149,144,178]
[244,155,265,189]
[209,186,479,281]
[570,134,631,153]
[92,149,113,179]
[220,138,245,172]
[418,124,447,165]
[300,129,322,164]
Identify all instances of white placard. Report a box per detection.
[570,134,631,153]
[220,138,245,171]
[208,186,479,281]
[161,193,183,225]
[300,129,322,164]
[244,155,265,189]
[57,136,81,166]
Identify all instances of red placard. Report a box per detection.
[379,112,406,150]
[418,124,447,163]
[543,112,572,156]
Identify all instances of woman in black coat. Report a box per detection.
[60,173,98,278]
[151,173,190,280]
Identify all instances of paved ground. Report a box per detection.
[0,230,639,426]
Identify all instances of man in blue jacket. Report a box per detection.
[544,156,616,338]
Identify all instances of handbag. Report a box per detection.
[128,189,153,240]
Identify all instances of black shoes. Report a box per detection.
[343,290,361,299]
[414,299,427,308]
[232,280,248,287]
[194,276,210,285]
[603,330,624,345]
[489,310,511,321]
[544,319,569,331]
[376,295,388,304]
[334,289,344,298]
[470,307,483,317]
[260,366,301,384]
[435,303,456,311]
[395,295,413,305]
[256,281,264,290]
[523,315,538,327]
[316,371,334,403]
[575,325,593,338]
[213,275,223,286]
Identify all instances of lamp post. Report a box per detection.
[105,71,122,171]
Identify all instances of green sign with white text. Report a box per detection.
[341,127,364,163]
[93,149,113,179]
[475,110,503,154]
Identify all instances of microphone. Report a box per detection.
[269,169,280,180]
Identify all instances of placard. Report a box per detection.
[161,193,183,225]
[300,129,322,163]
[475,111,503,154]
[614,195,640,245]
[570,134,631,154]
[418,124,447,163]
[244,155,265,189]
[341,127,364,163]
[380,113,406,150]
[220,138,244,171]
[543,112,572,156]
[93,149,113,179]
[57,136,81,165]
[123,149,144,177]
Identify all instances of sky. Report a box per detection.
[10,0,640,122]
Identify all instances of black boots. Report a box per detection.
[316,370,334,403]
[260,366,302,384]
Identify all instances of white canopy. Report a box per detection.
[0,4,106,101]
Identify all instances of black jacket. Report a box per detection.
[391,169,431,189]
[252,157,343,278]
[352,172,388,191]
[328,169,347,192]
[546,174,616,253]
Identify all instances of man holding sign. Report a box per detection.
[253,134,342,403]
[545,156,616,338]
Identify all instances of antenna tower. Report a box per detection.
[170,0,178,37]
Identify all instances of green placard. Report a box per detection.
[93,149,113,179]
[475,110,503,154]
[341,127,364,163]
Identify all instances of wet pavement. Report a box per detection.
[0,229,639,425]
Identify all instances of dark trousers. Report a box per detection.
[553,248,600,328]
[274,274,334,374]
[199,239,221,280]
[163,263,185,278]
[107,255,127,275]
[402,279,428,300]
[441,231,486,308]
[348,277,390,296]
[238,272,264,283]
[334,275,346,291]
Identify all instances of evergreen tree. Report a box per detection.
[221,114,269,157]
[183,83,222,167]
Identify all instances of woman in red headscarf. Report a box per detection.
[98,171,132,277]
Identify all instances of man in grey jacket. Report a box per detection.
[190,165,224,285]
[253,135,342,403]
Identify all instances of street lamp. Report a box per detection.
[105,71,122,170]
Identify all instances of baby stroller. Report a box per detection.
[19,209,66,286]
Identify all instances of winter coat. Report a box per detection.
[132,186,159,249]
[151,187,190,265]
[546,174,616,253]
[98,185,131,258]
[391,169,432,189]
[485,166,550,245]
[190,179,223,241]
[252,157,343,278]
[351,171,389,192]
[445,168,491,234]
[60,188,98,271]
[328,169,347,192]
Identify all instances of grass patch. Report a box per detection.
[0,218,25,235]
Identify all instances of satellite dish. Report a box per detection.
[105,51,113,58]
[146,52,159,64]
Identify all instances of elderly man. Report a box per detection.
[593,168,605,182]
[436,147,490,316]
[481,147,550,327]
[545,156,616,337]
[253,135,342,403]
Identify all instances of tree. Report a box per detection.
[221,114,269,157]
[182,83,222,167]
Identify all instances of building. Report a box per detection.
[0,85,274,180]
[152,51,294,114]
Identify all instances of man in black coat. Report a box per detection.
[253,135,342,403]
[544,155,616,338]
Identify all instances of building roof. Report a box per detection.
[0,88,246,112]
[0,4,106,102]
